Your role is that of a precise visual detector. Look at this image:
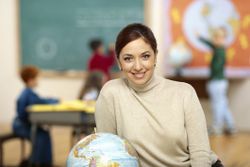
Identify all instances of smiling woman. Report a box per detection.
[118,38,156,85]
[115,23,157,86]
[94,23,223,167]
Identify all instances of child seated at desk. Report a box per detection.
[12,66,58,167]
[78,71,105,101]
[72,71,105,139]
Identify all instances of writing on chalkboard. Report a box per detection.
[76,8,143,28]
[20,0,144,71]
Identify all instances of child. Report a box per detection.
[12,66,58,167]
[78,71,105,101]
[198,27,236,135]
[71,71,105,141]
[87,39,115,80]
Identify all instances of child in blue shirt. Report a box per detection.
[12,66,58,167]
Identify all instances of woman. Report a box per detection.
[95,23,221,167]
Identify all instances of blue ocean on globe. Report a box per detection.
[67,133,140,167]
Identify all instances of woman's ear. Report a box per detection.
[154,50,158,67]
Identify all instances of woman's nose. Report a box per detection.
[134,59,143,71]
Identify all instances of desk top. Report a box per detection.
[27,100,95,114]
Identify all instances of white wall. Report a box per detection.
[1,0,250,130]
[228,79,250,130]
[0,0,83,125]
[0,0,22,124]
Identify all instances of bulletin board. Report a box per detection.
[164,0,250,77]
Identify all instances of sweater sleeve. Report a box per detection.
[95,93,117,134]
[199,37,215,49]
[30,91,59,104]
[17,96,29,121]
[184,85,212,167]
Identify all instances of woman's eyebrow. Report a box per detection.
[122,51,150,57]
[141,51,150,55]
[122,54,133,57]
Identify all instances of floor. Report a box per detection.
[1,125,250,167]
[210,133,250,167]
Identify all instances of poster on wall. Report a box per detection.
[164,0,250,77]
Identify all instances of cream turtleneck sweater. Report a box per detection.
[95,74,216,167]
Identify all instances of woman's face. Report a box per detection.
[118,38,156,86]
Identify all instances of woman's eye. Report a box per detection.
[124,57,132,62]
[142,54,150,60]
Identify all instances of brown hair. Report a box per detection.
[89,39,103,51]
[213,26,227,38]
[115,23,157,58]
[78,71,104,100]
[20,66,39,83]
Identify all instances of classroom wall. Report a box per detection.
[0,0,83,125]
[1,0,250,130]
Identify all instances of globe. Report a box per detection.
[168,41,192,69]
[67,133,140,167]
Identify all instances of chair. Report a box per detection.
[0,132,26,166]
[212,159,224,167]
[71,125,95,146]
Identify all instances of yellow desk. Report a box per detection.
[28,100,95,125]
[27,100,96,165]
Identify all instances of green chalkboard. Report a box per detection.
[19,0,144,71]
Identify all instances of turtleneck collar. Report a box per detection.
[124,73,161,93]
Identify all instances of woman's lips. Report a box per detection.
[132,72,145,79]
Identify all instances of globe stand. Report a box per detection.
[175,67,183,77]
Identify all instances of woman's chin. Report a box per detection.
[129,77,148,86]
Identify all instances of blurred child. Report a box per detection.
[87,39,115,80]
[198,27,236,135]
[78,71,105,101]
[12,66,58,167]
[72,71,105,140]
